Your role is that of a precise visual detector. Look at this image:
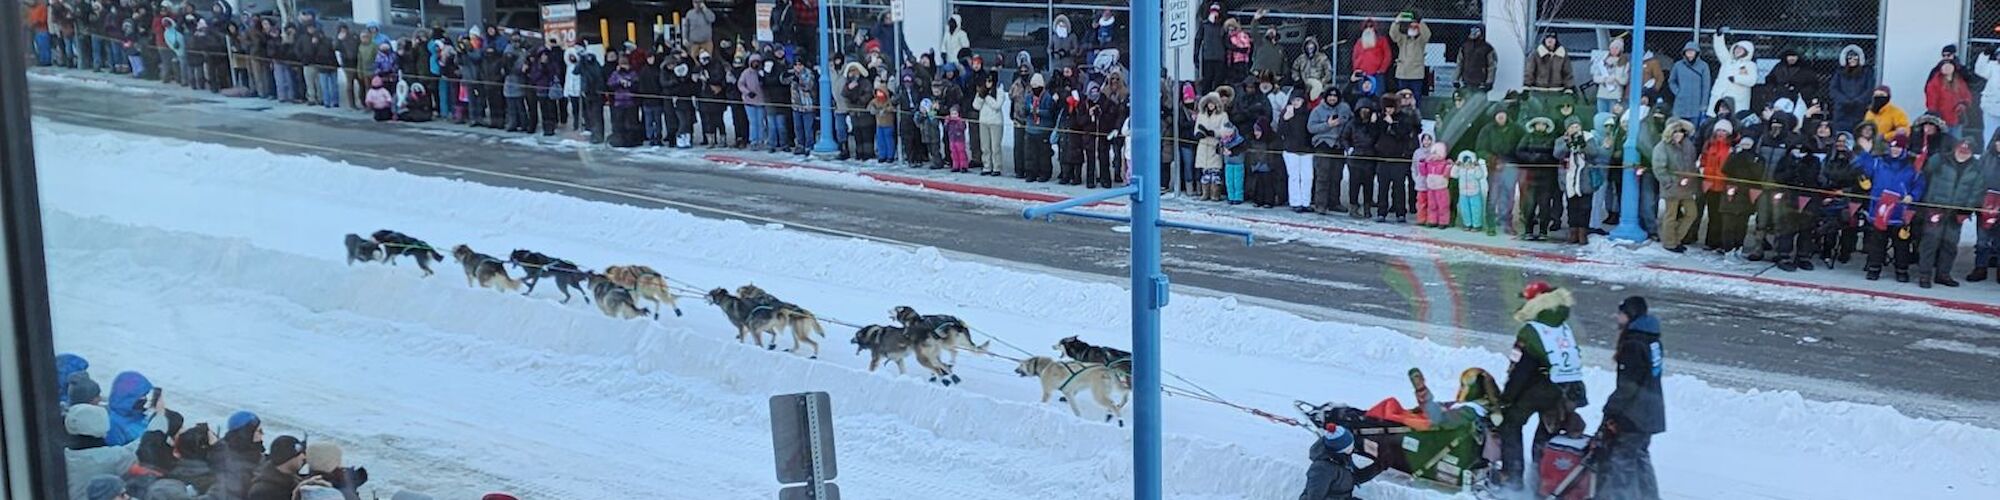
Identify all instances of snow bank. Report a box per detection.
[35,121,2000,499]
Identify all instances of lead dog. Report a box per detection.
[1014,356,1130,426]
[891,306,989,364]
[603,265,683,318]
[508,249,590,304]
[737,285,824,358]
[451,244,522,292]
[850,325,953,384]
[707,288,789,351]
[370,230,443,276]
[588,273,652,319]
[344,234,382,265]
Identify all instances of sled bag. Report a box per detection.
[1537,436,1595,500]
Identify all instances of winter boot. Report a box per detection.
[1969,267,1990,283]
[1776,261,1796,272]
[1936,275,1961,287]
[1917,274,1933,288]
[1865,267,1882,281]
[1795,258,1815,271]
[1896,269,1911,283]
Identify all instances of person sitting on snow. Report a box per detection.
[1297,424,1382,500]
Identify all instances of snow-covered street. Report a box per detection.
[33,121,2000,499]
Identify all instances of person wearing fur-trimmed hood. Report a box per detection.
[1524,33,1572,90]
[1708,29,1756,119]
[1829,45,1875,135]
[1496,281,1584,489]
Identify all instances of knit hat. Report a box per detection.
[85,474,124,500]
[1887,132,1908,150]
[1618,296,1649,319]
[268,435,306,466]
[1030,73,1046,88]
[1320,423,1355,454]
[1943,44,1958,56]
[306,441,344,473]
[226,411,260,434]
[67,372,101,406]
[65,404,110,438]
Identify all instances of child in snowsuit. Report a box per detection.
[1453,151,1491,230]
[869,88,898,162]
[946,106,971,172]
[918,98,945,169]
[1416,142,1453,227]
[366,76,395,122]
[1224,127,1249,204]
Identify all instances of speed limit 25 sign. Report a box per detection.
[1164,0,1195,49]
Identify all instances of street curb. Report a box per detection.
[704,154,2000,318]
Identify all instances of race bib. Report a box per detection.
[1530,323,1584,384]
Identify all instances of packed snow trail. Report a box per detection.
[35,122,2000,499]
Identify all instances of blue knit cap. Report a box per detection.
[227,411,260,433]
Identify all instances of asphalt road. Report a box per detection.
[28,77,2000,426]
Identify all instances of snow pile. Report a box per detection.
[35,121,2000,499]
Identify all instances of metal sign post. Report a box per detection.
[771,392,839,499]
[1022,3,1250,498]
[1610,0,1651,243]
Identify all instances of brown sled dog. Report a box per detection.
[736,284,825,358]
[603,265,684,318]
[587,273,652,320]
[451,245,522,292]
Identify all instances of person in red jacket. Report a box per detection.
[1351,19,1390,96]
[1926,58,1975,131]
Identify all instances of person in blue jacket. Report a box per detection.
[56,353,88,407]
[1854,132,1927,282]
[105,371,158,446]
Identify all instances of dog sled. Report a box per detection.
[1295,399,1496,493]
[1293,368,1505,494]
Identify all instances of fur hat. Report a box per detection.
[67,372,101,405]
[66,404,110,438]
[306,441,344,473]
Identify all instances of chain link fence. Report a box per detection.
[1969,0,2000,49]
[1533,0,1882,93]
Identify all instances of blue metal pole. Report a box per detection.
[813,0,840,155]
[1610,0,1651,243]
[1129,0,1164,498]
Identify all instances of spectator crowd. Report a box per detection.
[18,0,2000,289]
[53,352,528,500]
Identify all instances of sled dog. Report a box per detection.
[370,230,443,276]
[451,245,522,292]
[508,249,590,304]
[588,273,652,319]
[344,234,382,265]
[603,265,683,318]
[707,288,793,351]
[891,306,990,364]
[736,284,825,357]
[1056,335,1132,374]
[850,325,954,382]
[1014,356,1130,426]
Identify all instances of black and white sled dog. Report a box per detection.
[707,288,788,350]
[850,324,954,383]
[343,234,383,265]
[450,245,521,293]
[737,284,824,358]
[508,249,590,304]
[587,273,652,320]
[891,306,990,364]
[1056,335,1132,374]
[370,230,443,276]
[1015,356,1130,427]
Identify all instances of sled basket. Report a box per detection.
[1295,401,1490,491]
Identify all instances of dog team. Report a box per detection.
[344,229,683,322]
[350,229,1132,426]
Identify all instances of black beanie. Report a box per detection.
[268,435,306,466]
[1619,296,1649,319]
